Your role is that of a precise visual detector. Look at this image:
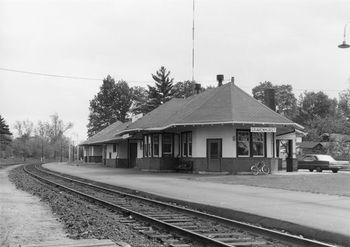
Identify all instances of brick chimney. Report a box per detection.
[216,74,224,87]
[264,88,276,111]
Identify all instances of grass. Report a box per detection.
[0,157,25,166]
[184,171,350,197]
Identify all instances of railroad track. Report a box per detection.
[23,164,336,247]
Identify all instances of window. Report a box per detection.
[209,142,219,158]
[181,133,187,156]
[113,144,117,152]
[162,134,173,156]
[252,133,265,157]
[237,130,250,157]
[143,135,148,157]
[181,132,192,157]
[188,132,192,156]
[153,134,159,156]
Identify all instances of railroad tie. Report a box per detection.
[162,218,192,223]
[169,244,191,247]
[220,240,266,246]
[204,232,242,238]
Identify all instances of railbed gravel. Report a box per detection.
[8,165,164,247]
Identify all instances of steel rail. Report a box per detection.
[27,164,337,247]
[24,164,238,247]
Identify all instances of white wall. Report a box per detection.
[192,125,279,158]
[193,125,236,158]
[105,141,128,159]
[106,144,117,159]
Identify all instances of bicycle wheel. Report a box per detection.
[250,165,259,175]
[262,165,270,175]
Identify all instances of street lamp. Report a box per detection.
[338,21,350,48]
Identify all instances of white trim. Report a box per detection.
[118,121,303,136]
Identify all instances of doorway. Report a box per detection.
[207,139,222,172]
[129,143,138,168]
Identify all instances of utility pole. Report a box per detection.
[68,143,71,162]
[192,0,195,82]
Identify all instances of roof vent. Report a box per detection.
[132,113,143,122]
[216,74,224,87]
[231,76,235,84]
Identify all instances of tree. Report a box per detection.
[13,120,34,161]
[295,91,337,125]
[35,121,51,161]
[0,115,12,158]
[252,81,297,119]
[304,116,350,141]
[87,76,133,137]
[172,80,205,98]
[142,66,175,113]
[338,88,350,118]
[130,86,149,115]
[46,113,73,161]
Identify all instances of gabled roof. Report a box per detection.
[123,82,302,132]
[297,142,324,149]
[81,121,130,145]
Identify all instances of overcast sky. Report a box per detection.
[1,0,349,142]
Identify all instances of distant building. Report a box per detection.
[297,142,327,155]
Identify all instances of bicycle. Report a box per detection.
[250,160,270,175]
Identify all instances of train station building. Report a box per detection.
[81,80,303,173]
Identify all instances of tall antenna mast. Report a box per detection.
[192,0,195,82]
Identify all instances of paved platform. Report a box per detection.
[44,162,350,246]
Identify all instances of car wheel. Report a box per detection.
[309,169,314,172]
[332,169,338,173]
[316,167,322,172]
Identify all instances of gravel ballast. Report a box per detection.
[8,165,164,247]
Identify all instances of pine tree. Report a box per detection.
[143,66,175,113]
[0,115,12,136]
[0,115,12,149]
[87,75,132,137]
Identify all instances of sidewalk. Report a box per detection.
[0,165,68,246]
[44,162,350,246]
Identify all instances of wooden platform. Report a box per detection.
[22,239,118,247]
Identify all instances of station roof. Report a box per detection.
[123,82,302,133]
[80,121,130,145]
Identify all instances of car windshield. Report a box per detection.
[316,155,335,162]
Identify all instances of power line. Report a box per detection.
[0,67,101,81]
[0,66,346,93]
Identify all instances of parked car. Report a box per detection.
[297,154,349,173]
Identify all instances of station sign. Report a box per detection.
[251,127,276,133]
